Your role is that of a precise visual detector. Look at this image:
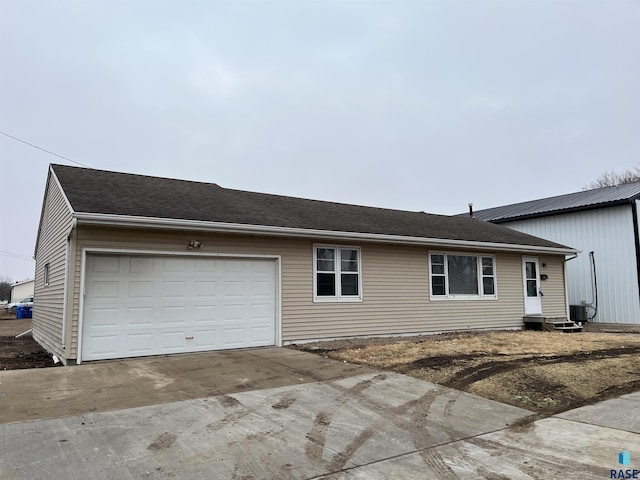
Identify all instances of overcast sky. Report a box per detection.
[1,1,639,283]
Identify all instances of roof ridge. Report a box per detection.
[51,163,222,189]
[52,163,453,219]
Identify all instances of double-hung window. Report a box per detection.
[314,245,361,302]
[429,252,497,299]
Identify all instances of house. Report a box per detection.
[11,279,34,303]
[33,164,577,365]
[470,182,640,324]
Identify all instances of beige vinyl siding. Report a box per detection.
[33,174,73,359]
[67,225,569,359]
[539,254,568,317]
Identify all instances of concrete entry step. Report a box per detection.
[523,316,583,333]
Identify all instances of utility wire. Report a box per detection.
[0,250,34,262]
[0,130,90,168]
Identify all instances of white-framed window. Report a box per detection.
[44,263,50,286]
[314,245,362,302]
[429,252,497,300]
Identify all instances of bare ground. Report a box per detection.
[292,329,640,413]
[0,314,57,370]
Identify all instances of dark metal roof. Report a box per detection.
[469,182,640,223]
[51,164,572,250]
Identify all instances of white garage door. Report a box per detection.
[81,254,277,361]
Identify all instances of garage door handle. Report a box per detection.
[185,336,194,340]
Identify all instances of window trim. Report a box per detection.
[429,252,497,301]
[313,244,362,302]
[44,263,50,287]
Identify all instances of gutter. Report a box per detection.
[73,212,578,256]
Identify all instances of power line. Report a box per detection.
[0,130,90,167]
[0,250,34,262]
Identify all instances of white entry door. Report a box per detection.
[523,256,542,316]
[81,254,277,361]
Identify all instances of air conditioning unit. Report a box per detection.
[570,305,588,323]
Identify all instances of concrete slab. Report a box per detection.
[1,349,639,479]
[555,393,640,433]
[584,323,640,334]
[0,372,532,479]
[325,417,640,479]
[0,348,373,424]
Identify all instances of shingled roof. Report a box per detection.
[50,164,573,252]
[470,182,640,223]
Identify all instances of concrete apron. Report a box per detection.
[0,351,639,479]
[0,347,371,424]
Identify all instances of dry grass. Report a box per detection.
[297,330,640,413]
[326,331,640,365]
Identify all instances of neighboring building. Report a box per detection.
[471,182,640,324]
[11,279,35,303]
[34,164,576,365]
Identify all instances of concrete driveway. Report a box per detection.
[0,348,639,479]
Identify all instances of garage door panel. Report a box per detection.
[163,281,189,299]
[129,257,154,273]
[127,332,155,355]
[251,303,273,318]
[90,281,120,299]
[195,259,218,273]
[87,308,121,328]
[193,328,221,348]
[193,305,218,322]
[92,256,120,273]
[159,330,189,351]
[223,260,245,273]
[128,281,154,299]
[223,280,246,297]
[85,334,122,358]
[222,302,248,320]
[194,281,217,298]
[222,326,247,346]
[127,307,154,326]
[82,255,276,361]
[161,306,188,325]
[251,280,273,295]
[162,257,188,272]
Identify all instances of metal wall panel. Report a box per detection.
[502,205,640,324]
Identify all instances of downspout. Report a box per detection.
[632,200,640,316]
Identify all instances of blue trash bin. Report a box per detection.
[16,305,24,319]
[22,306,32,319]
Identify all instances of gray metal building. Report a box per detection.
[471,182,640,324]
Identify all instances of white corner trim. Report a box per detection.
[72,212,579,255]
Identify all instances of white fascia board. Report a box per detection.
[73,212,579,255]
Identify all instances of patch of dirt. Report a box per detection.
[0,316,58,370]
[0,335,57,370]
[292,330,640,413]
